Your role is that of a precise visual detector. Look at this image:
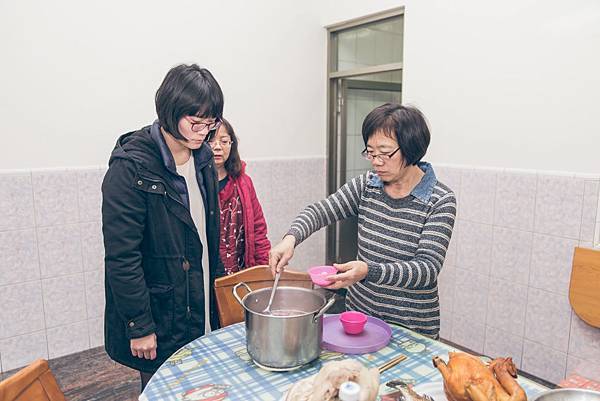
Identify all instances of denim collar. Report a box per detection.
[150,120,213,176]
[366,161,437,203]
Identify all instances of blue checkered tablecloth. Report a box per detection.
[140,322,548,401]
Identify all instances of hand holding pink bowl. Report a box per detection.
[307,265,338,286]
[340,311,367,335]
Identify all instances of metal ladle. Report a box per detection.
[263,271,281,314]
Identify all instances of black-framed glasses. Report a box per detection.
[361,147,401,163]
[189,116,222,133]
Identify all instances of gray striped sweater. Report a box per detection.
[287,163,456,337]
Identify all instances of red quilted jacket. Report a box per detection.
[218,162,270,269]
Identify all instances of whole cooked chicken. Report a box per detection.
[432,352,527,401]
[285,359,380,401]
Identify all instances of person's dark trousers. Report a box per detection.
[140,371,154,392]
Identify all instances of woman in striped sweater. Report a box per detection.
[269,103,456,338]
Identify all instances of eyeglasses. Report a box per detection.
[361,147,401,163]
[208,138,233,148]
[189,116,222,133]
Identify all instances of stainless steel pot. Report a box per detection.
[233,282,336,371]
[531,389,600,401]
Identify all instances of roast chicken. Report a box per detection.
[433,352,527,401]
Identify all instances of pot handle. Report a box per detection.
[233,282,252,306]
[313,295,337,323]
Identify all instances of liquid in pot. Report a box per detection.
[269,309,306,317]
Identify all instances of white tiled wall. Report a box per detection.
[0,157,327,373]
[2,160,598,383]
[245,157,327,270]
[436,165,600,384]
[0,168,104,373]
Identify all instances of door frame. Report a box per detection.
[325,7,405,264]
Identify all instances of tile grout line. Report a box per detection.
[578,180,588,243]
[0,270,98,290]
[521,171,539,371]
[456,217,583,242]
[482,171,501,354]
[0,218,120,234]
[567,178,590,380]
[30,170,52,367]
[75,171,92,351]
[433,163,599,180]
[565,310,574,381]
[449,168,464,344]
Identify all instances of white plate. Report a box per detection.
[412,381,447,401]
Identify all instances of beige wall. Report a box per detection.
[2,0,599,174]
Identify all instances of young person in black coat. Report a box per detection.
[102,64,225,391]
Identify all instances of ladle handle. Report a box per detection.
[265,271,282,312]
[233,282,252,306]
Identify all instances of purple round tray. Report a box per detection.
[321,314,392,354]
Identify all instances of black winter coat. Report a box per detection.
[102,123,224,373]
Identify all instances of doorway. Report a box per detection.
[326,8,404,264]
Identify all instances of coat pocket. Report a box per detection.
[148,284,174,340]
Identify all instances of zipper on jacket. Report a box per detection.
[163,182,202,236]
[166,191,187,209]
[182,258,191,320]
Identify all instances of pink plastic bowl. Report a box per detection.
[308,265,337,286]
[340,311,367,335]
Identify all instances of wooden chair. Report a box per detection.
[0,359,66,401]
[214,265,313,327]
[569,246,600,328]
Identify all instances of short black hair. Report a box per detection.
[217,118,243,178]
[155,64,224,140]
[361,103,430,166]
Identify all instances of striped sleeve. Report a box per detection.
[364,192,457,289]
[287,174,365,245]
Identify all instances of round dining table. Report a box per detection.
[140,320,549,401]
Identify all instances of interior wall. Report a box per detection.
[1,0,599,383]
[3,0,597,174]
[400,0,600,174]
[320,0,600,175]
[0,0,328,169]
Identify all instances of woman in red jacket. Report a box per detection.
[209,118,271,274]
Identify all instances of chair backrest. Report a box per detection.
[570,246,600,328]
[0,359,66,401]
[214,265,313,327]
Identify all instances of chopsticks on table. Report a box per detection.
[378,354,408,373]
